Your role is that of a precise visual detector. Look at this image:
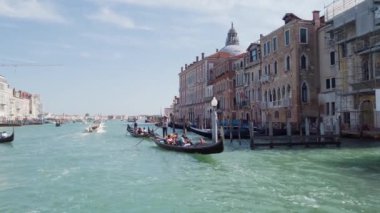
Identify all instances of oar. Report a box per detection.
[134,137,147,146]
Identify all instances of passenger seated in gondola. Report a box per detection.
[137,127,143,135]
[178,134,186,146]
[0,131,8,138]
[182,135,192,147]
[199,137,206,144]
[166,134,174,145]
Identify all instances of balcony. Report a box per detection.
[260,99,293,109]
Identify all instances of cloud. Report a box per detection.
[0,0,65,23]
[87,7,151,30]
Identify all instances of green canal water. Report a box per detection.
[0,120,379,212]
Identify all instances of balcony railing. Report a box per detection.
[259,98,292,109]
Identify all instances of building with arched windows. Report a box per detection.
[259,11,322,131]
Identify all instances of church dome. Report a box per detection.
[219,22,245,56]
[220,45,245,56]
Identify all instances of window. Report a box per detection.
[330,51,335,65]
[250,49,257,62]
[286,56,291,71]
[343,112,350,124]
[300,28,308,43]
[300,54,307,70]
[331,102,335,115]
[285,30,290,46]
[264,65,268,75]
[301,83,308,102]
[268,64,271,75]
[273,37,277,51]
[274,61,278,75]
[326,79,331,89]
[264,91,267,102]
[341,43,347,58]
[326,102,330,115]
[331,78,336,88]
[269,91,272,102]
[267,41,271,55]
[263,43,267,56]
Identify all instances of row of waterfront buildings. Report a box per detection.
[0,75,42,123]
[170,0,380,133]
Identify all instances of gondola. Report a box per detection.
[126,125,155,138]
[189,127,212,139]
[0,129,14,143]
[152,136,224,154]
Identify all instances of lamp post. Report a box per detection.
[211,97,218,143]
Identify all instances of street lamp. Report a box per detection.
[211,97,218,143]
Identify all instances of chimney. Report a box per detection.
[185,64,188,69]
[181,67,183,72]
[313,10,320,27]
[216,48,219,52]
[196,56,199,62]
[201,52,205,60]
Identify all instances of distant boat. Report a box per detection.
[0,128,14,143]
[55,121,61,127]
[84,120,104,133]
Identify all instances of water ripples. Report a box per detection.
[0,121,380,212]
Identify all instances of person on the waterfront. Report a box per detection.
[162,116,168,137]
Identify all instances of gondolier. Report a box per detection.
[162,116,168,137]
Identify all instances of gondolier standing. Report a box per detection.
[162,116,168,137]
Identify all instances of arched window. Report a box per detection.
[282,86,285,99]
[275,111,279,119]
[286,55,291,71]
[264,91,268,102]
[300,54,307,70]
[273,89,276,102]
[269,90,272,102]
[301,83,308,102]
[274,61,278,75]
[277,88,281,101]
[287,84,291,98]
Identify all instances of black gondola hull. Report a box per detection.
[0,132,14,143]
[153,137,223,154]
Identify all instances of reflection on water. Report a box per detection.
[0,142,13,148]
[191,154,218,165]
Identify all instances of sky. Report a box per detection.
[0,0,331,116]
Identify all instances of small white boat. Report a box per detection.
[84,120,104,133]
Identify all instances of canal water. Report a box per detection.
[0,120,379,212]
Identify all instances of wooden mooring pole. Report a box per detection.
[249,121,255,150]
